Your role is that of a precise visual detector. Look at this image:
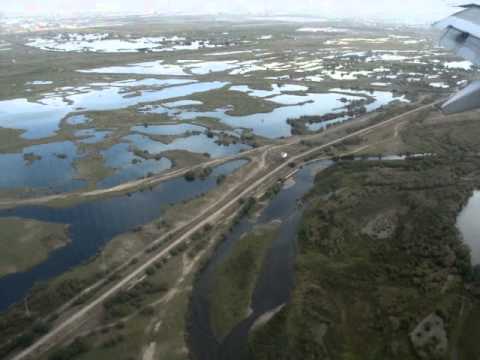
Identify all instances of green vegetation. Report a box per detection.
[261,181,283,201]
[287,98,369,135]
[0,276,95,359]
[230,197,257,227]
[198,166,212,180]
[184,170,196,181]
[103,280,169,320]
[36,243,192,360]
[73,154,115,188]
[0,218,69,277]
[184,166,213,182]
[187,223,215,259]
[0,19,472,360]
[37,254,187,360]
[191,88,278,117]
[0,128,33,153]
[210,222,280,340]
[23,152,42,164]
[457,304,480,360]
[401,115,480,157]
[49,338,90,360]
[250,155,480,360]
[0,222,161,359]
[216,174,227,185]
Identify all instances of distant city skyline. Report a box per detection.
[0,0,472,24]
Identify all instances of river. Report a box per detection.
[188,160,333,360]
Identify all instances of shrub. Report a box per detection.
[216,174,227,185]
[145,267,156,276]
[32,320,50,335]
[184,171,196,182]
[48,338,90,360]
[140,306,155,316]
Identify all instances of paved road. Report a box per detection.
[10,101,435,360]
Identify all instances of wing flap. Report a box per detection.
[441,80,480,114]
[434,6,480,65]
[437,26,480,65]
[434,6,480,114]
[434,7,480,39]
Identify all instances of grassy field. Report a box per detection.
[0,218,69,278]
[209,222,280,340]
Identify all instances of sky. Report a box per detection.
[0,0,470,23]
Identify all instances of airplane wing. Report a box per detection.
[433,4,480,114]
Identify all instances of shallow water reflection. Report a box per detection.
[0,81,226,139]
[0,141,86,192]
[457,191,480,265]
[124,133,251,158]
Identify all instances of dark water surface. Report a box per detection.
[0,160,247,311]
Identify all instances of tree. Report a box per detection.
[184,170,196,182]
